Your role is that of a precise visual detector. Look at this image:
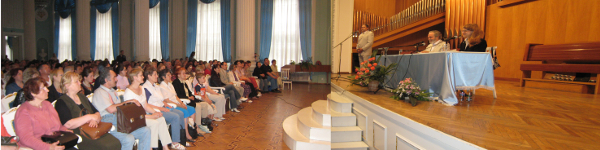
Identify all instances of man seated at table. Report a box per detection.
[421,30,449,53]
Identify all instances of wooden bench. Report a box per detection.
[520,42,600,94]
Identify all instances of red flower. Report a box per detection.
[360,68,365,71]
[355,76,359,79]
[365,70,370,73]
[373,63,377,66]
[355,68,359,72]
[367,64,372,67]
[360,62,364,65]
[371,67,375,70]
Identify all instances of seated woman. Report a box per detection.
[124,68,185,150]
[115,65,129,90]
[142,67,191,143]
[47,69,64,102]
[459,24,487,52]
[55,72,121,150]
[244,61,259,90]
[210,65,242,113]
[172,68,215,133]
[230,60,258,100]
[5,68,23,95]
[157,69,203,136]
[14,77,71,150]
[80,67,94,96]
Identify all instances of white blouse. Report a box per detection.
[159,81,180,104]
[123,87,147,109]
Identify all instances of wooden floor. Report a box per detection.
[332,79,600,150]
[187,83,330,150]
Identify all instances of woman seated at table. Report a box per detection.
[459,24,487,52]
[14,77,71,150]
[55,72,121,150]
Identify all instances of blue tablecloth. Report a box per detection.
[378,52,495,105]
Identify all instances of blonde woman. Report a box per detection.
[459,24,487,52]
[54,72,121,150]
[123,68,185,149]
[47,69,64,102]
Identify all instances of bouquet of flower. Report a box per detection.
[347,50,397,87]
[390,78,430,101]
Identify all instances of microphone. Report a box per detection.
[414,41,426,46]
[443,36,459,42]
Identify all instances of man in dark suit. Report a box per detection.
[116,50,126,63]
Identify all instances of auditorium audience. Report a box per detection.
[22,68,39,86]
[253,62,268,93]
[124,68,185,149]
[47,69,64,102]
[210,65,242,112]
[261,58,281,93]
[194,71,226,122]
[270,60,282,89]
[157,69,203,136]
[115,64,129,90]
[460,24,487,52]
[91,67,151,150]
[4,68,23,95]
[193,74,218,124]
[37,64,52,86]
[54,72,121,150]
[80,67,94,95]
[14,77,70,150]
[231,60,258,100]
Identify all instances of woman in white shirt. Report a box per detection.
[156,69,202,137]
[123,68,185,149]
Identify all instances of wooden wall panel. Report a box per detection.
[485,0,600,80]
[354,0,397,18]
[445,0,486,49]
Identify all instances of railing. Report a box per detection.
[353,0,446,39]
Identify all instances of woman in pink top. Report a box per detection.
[14,77,72,150]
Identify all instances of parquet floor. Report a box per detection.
[186,83,330,150]
[332,79,600,150]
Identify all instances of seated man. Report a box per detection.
[91,68,152,150]
[421,30,449,53]
[261,58,281,93]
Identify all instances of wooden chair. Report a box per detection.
[281,68,293,90]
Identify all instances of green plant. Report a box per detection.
[347,49,397,86]
[390,78,430,101]
[298,57,313,70]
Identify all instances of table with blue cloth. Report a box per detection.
[378,52,496,105]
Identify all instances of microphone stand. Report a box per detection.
[332,32,357,81]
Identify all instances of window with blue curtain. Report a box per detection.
[90,0,119,61]
[54,0,76,62]
[186,0,231,62]
[149,0,169,61]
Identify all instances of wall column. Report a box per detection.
[23,0,36,60]
[331,0,354,73]
[134,0,149,61]
[76,0,91,60]
[235,0,256,61]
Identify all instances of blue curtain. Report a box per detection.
[259,0,273,61]
[299,0,311,61]
[111,2,119,60]
[90,1,118,60]
[150,0,160,8]
[90,5,96,60]
[71,9,77,60]
[54,13,60,58]
[54,0,76,60]
[221,0,231,62]
[186,0,198,57]
[160,0,169,60]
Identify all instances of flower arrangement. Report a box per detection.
[290,57,314,70]
[390,78,430,102]
[347,49,397,87]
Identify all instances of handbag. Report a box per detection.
[116,102,146,133]
[1,136,18,147]
[78,108,112,140]
[41,131,79,148]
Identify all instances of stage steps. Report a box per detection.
[283,93,368,150]
[328,93,369,150]
[283,100,332,150]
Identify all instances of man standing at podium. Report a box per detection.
[357,24,374,64]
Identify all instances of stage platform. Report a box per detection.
[331,78,600,149]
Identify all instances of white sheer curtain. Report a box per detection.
[58,16,73,62]
[4,37,12,60]
[95,9,114,61]
[195,0,223,62]
[269,0,302,70]
[149,3,162,60]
